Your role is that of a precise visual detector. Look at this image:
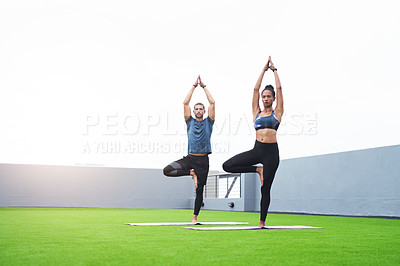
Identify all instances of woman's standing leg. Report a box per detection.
[259,143,280,224]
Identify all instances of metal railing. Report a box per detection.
[203,173,241,199]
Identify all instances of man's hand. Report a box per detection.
[198,75,205,88]
[193,77,199,88]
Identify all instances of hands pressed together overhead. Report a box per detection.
[193,75,206,88]
[263,56,277,72]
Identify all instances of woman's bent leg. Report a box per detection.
[222,149,259,173]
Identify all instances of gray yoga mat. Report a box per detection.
[181,225,323,230]
[125,222,249,226]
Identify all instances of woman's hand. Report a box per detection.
[263,58,270,72]
[269,56,276,71]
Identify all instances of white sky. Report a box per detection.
[1,0,399,171]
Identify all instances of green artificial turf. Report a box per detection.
[0,208,399,265]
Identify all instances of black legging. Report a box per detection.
[163,154,209,216]
[223,141,279,221]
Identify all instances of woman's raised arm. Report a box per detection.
[269,57,283,119]
[253,59,270,120]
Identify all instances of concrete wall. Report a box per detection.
[0,164,193,209]
[1,144,399,217]
[266,145,400,217]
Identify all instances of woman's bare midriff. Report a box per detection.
[256,128,278,143]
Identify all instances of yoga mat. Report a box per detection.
[181,225,323,231]
[125,222,249,226]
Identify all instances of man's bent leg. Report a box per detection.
[163,157,191,177]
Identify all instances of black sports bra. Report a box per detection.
[254,111,280,131]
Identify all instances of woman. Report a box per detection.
[223,56,283,228]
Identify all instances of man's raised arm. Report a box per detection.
[183,78,199,121]
[198,75,215,121]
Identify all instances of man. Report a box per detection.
[163,75,215,223]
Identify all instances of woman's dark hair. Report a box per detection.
[262,85,275,97]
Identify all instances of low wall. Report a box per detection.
[0,164,193,209]
[267,145,400,217]
[1,145,399,217]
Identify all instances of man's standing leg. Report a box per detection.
[190,155,209,223]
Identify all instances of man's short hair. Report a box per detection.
[194,103,205,110]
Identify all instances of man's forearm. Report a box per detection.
[202,86,215,105]
[183,85,197,105]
